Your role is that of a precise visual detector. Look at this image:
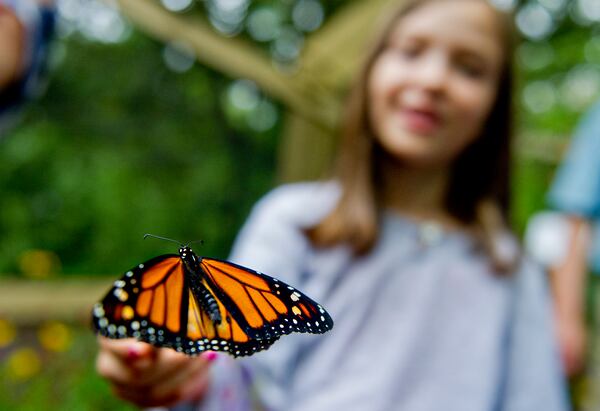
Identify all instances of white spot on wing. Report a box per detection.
[93,305,105,317]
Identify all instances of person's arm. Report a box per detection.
[546,102,600,377]
[0,4,25,90]
[548,215,592,376]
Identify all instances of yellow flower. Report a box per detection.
[38,321,72,352]
[18,249,62,278]
[0,319,16,348]
[6,348,41,381]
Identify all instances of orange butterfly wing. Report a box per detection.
[92,255,279,357]
[200,258,334,340]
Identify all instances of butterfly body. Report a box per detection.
[93,245,333,357]
[180,247,222,324]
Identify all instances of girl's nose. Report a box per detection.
[412,52,449,94]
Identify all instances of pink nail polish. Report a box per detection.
[202,351,218,362]
[126,346,141,361]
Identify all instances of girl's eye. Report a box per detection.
[393,41,423,59]
[400,46,420,58]
[455,59,486,79]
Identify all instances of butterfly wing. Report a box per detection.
[187,277,280,357]
[92,254,189,348]
[92,254,279,357]
[199,258,334,340]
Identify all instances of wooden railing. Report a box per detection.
[0,277,114,325]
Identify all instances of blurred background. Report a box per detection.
[0,0,599,409]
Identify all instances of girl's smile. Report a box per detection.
[397,103,443,136]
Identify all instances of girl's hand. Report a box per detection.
[96,337,216,408]
[547,215,591,378]
[554,312,587,377]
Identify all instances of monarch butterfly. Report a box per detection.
[92,235,334,357]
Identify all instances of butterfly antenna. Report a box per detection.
[187,239,205,247]
[143,234,183,246]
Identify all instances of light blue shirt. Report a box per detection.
[548,100,600,273]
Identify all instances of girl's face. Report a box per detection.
[368,0,504,168]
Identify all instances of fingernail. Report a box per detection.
[201,351,218,362]
[126,346,141,361]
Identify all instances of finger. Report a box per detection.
[149,353,212,400]
[177,367,211,404]
[133,348,211,387]
[96,340,161,387]
[97,336,161,374]
[150,352,219,405]
[108,355,213,409]
[96,348,136,386]
[97,336,156,362]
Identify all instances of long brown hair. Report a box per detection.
[307,0,517,268]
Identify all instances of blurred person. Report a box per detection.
[96,0,570,410]
[545,99,600,377]
[0,0,55,136]
[0,2,24,91]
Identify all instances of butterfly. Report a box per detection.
[92,235,334,357]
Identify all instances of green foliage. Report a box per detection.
[516,24,597,135]
[512,14,598,232]
[0,33,280,275]
[0,326,136,411]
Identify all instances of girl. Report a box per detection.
[96,0,569,409]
